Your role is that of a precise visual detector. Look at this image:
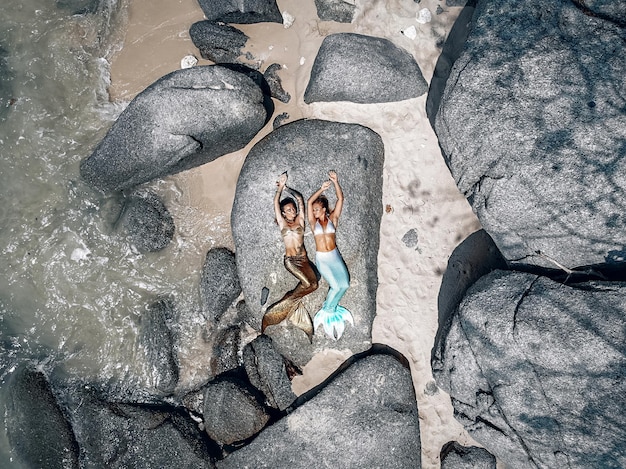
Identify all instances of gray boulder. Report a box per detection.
[200,247,241,322]
[203,376,271,445]
[313,0,356,23]
[231,119,384,363]
[120,191,175,252]
[217,348,421,468]
[209,325,242,378]
[197,0,283,24]
[272,112,289,129]
[432,269,626,468]
[62,386,216,468]
[440,441,496,469]
[430,0,626,269]
[140,298,178,394]
[4,364,79,468]
[435,229,506,356]
[189,21,248,64]
[243,335,297,411]
[80,65,268,192]
[304,33,428,104]
[263,63,290,103]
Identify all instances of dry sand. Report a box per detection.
[107,0,484,466]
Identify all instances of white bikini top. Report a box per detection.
[314,218,336,235]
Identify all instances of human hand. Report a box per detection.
[321,180,332,191]
[328,170,338,183]
[277,172,287,188]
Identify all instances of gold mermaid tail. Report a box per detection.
[288,301,313,340]
[262,299,313,340]
[261,254,318,340]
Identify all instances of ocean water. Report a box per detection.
[0,1,216,465]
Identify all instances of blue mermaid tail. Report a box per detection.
[314,248,352,339]
[313,305,354,340]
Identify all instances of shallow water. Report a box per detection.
[0,1,221,465]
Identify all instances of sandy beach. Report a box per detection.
[107,0,483,466]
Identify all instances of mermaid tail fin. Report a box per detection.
[287,301,313,341]
[262,300,293,333]
[313,305,354,340]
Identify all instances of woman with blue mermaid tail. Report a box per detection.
[307,170,353,340]
[262,172,318,339]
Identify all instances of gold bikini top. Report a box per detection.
[281,225,304,238]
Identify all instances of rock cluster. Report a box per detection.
[428,1,626,466]
[48,0,448,468]
[218,350,421,468]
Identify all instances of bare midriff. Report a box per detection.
[314,233,336,253]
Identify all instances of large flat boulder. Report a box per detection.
[217,349,421,468]
[231,119,384,363]
[80,65,268,192]
[432,269,626,468]
[430,0,626,269]
[304,33,428,104]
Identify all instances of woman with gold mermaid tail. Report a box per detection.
[307,170,353,340]
[262,172,318,339]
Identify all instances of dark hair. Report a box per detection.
[280,197,297,214]
[312,195,330,215]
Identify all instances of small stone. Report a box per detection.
[416,8,432,23]
[401,228,419,248]
[260,287,269,305]
[282,11,295,28]
[402,25,417,40]
[180,55,198,69]
[424,380,439,396]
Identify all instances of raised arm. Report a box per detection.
[307,179,332,227]
[328,170,343,224]
[274,172,287,228]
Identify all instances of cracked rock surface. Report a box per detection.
[432,269,626,469]
[430,0,626,268]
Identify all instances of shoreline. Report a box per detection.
[106,0,483,466]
